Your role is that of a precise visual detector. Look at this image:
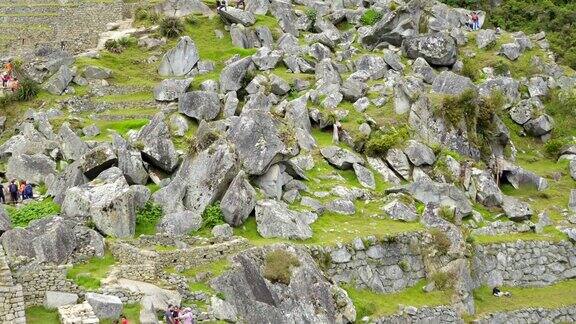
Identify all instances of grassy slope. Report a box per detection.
[66,251,116,290]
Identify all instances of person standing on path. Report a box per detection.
[0,183,5,204]
[8,180,18,204]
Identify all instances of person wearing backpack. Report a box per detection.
[8,180,18,203]
[0,184,5,204]
[24,183,33,200]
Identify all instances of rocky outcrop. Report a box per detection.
[403,33,458,66]
[136,112,179,173]
[158,36,200,76]
[255,200,315,240]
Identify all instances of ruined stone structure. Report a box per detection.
[0,246,25,323]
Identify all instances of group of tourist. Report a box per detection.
[467,11,481,31]
[0,180,33,204]
[165,305,195,324]
[1,59,19,93]
[216,0,245,11]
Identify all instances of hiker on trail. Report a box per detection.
[8,180,18,203]
[175,308,195,324]
[471,11,480,31]
[4,60,13,77]
[492,287,511,297]
[165,305,175,324]
[18,180,26,201]
[236,0,245,10]
[1,72,10,88]
[172,305,181,324]
[120,314,129,324]
[23,182,33,200]
[0,183,5,204]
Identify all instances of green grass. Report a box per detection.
[5,198,61,228]
[93,91,153,103]
[66,251,116,290]
[100,304,141,324]
[91,118,150,141]
[180,258,230,278]
[473,280,576,317]
[473,227,567,244]
[26,306,59,324]
[344,280,452,318]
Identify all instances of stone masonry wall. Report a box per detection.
[0,246,25,324]
[310,233,426,293]
[13,264,83,307]
[475,306,576,324]
[472,240,576,287]
[0,0,125,56]
[373,306,463,324]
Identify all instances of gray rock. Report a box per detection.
[403,180,472,217]
[179,91,221,121]
[157,211,202,235]
[341,77,367,102]
[412,57,436,84]
[501,163,548,191]
[255,200,314,239]
[524,114,553,137]
[476,29,496,49]
[153,140,238,215]
[112,134,148,185]
[78,143,117,179]
[383,51,404,72]
[269,74,290,95]
[137,112,179,173]
[155,0,212,17]
[170,114,189,137]
[403,140,436,166]
[221,171,256,227]
[386,148,411,180]
[158,36,200,76]
[360,9,416,48]
[0,207,11,235]
[509,98,542,125]
[432,71,475,95]
[502,196,532,221]
[211,297,238,322]
[353,163,375,189]
[154,78,192,102]
[212,223,233,238]
[252,47,283,70]
[300,196,324,214]
[528,76,548,97]
[220,57,253,92]
[82,124,100,137]
[473,170,503,207]
[570,160,576,181]
[46,161,88,204]
[382,199,418,222]
[227,110,298,175]
[6,153,56,184]
[43,65,74,95]
[44,291,78,309]
[500,43,521,60]
[84,66,112,80]
[59,122,89,161]
[218,7,256,26]
[403,33,457,66]
[569,190,576,212]
[320,146,364,170]
[254,164,291,200]
[86,293,123,320]
[326,199,355,215]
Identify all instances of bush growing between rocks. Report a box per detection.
[159,17,184,38]
[439,206,456,223]
[305,9,317,31]
[104,39,124,53]
[263,250,301,285]
[135,201,163,235]
[360,9,382,26]
[430,271,455,291]
[202,203,225,229]
[544,139,567,158]
[117,36,137,48]
[365,126,410,157]
[185,14,198,25]
[15,78,40,101]
[430,228,451,255]
[6,199,61,228]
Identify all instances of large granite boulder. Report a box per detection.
[155,0,212,17]
[158,36,200,76]
[59,122,89,161]
[136,112,179,173]
[353,163,375,190]
[46,161,88,204]
[179,91,221,121]
[85,293,123,320]
[221,171,257,227]
[227,110,298,175]
[78,143,117,179]
[154,78,193,102]
[255,200,315,240]
[156,211,203,236]
[403,140,436,166]
[83,66,112,80]
[218,7,256,26]
[44,291,79,309]
[360,9,416,48]
[502,196,532,221]
[524,114,554,137]
[220,57,253,92]
[401,180,472,217]
[382,199,418,222]
[112,134,148,185]
[6,153,56,184]
[385,148,411,180]
[43,65,74,95]
[211,245,356,323]
[403,33,457,66]
[153,139,238,215]
[0,206,12,235]
[472,170,503,207]
[432,71,475,95]
[476,29,496,49]
[62,168,136,238]
[320,146,364,170]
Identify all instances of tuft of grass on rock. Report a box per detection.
[263,249,301,285]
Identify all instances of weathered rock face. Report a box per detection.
[386,148,411,180]
[218,7,256,26]
[85,293,123,320]
[136,112,179,173]
[383,199,419,222]
[78,143,117,179]
[502,196,533,221]
[62,167,136,238]
[403,140,436,166]
[84,66,111,80]
[221,171,257,227]
[227,110,298,175]
[47,161,88,204]
[153,140,238,217]
[43,64,74,95]
[473,170,503,207]
[0,206,12,235]
[211,244,356,323]
[403,33,457,66]
[59,123,89,161]
[476,29,496,49]
[360,8,416,48]
[402,180,472,217]
[432,71,475,95]
[156,0,212,17]
[44,291,79,309]
[179,91,221,121]
[6,153,56,184]
[112,134,148,185]
[220,57,253,92]
[158,36,200,76]
[320,146,364,170]
[255,200,315,240]
[154,78,193,102]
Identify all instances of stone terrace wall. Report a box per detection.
[475,306,576,324]
[472,240,576,287]
[0,0,125,56]
[373,306,463,324]
[13,264,83,307]
[310,233,426,293]
[0,246,25,323]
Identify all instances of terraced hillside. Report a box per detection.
[0,0,575,323]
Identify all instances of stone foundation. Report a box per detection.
[13,264,83,307]
[0,246,26,323]
[373,306,463,324]
[474,306,576,324]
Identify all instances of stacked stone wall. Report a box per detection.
[474,306,576,324]
[13,264,82,307]
[373,306,463,324]
[0,246,25,323]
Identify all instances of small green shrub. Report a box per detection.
[365,126,410,157]
[117,36,137,48]
[15,78,39,101]
[104,39,123,53]
[440,89,478,130]
[544,139,567,158]
[430,271,454,291]
[134,7,149,21]
[398,259,410,272]
[159,17,184,38]
[461,58,481,82]
[135,201,163,236]
[185,14,198,25]
[430,228,451,255]
[305,8,317,30]
[202,203,225,229]
[7,199,61,228]
[360,9,382,26]
[439,206,455,223]
[493,59,510,76]
[263,250,301,285]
